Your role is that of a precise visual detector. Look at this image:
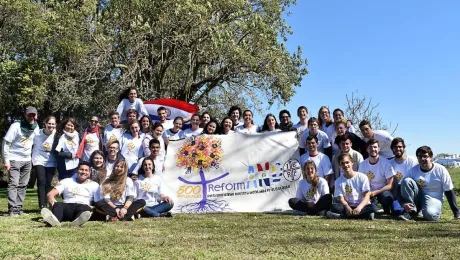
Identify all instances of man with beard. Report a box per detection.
[398,146,460,221]
[278,109,296,132]
[389,137,418,216]
[358,139,395,215]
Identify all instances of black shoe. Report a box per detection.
[159,212,173,218]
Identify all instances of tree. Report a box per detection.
[344,91,398,136]
[0,0,307,132]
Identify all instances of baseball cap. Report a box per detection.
[25,106,37,115]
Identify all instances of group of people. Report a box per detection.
[2,87,458,226]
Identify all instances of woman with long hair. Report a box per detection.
[288,161,332,216]
[318,106,335,141]
[199,112,212,129]
[95,159,146,221]
[202,118,220,135]
[77,115,103,162]
[261,114,281,132]
[32,116,57,209]
[120,120,144,174]
[135,158,174,218]
[89,150,108,184]
[116,87,149,121]
[235,110,259,134]
[53,118,80,180]
[139,115,152,135]
[219,117,234,135]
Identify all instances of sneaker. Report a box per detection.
[70,211,92,227]
[368,212,375,221]
[317,210,327,217]
[326,211,341,219]
[8,209,19,217]
[159,212,173,218]
[398,212,413,221]
[130,215,136,221]
[292,210,307,216]
[18,210,29,216]
[41,208,61,227]
[136,214,141,219]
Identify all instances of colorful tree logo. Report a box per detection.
[175,135,231,213]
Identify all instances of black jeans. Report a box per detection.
[52,202,92,222]
[95,199,146,220]
[330,203,377,219]
[371,191,394,213]
[35,166,56,208]
[288,194,332,215]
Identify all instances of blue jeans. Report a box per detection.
[142,202,174,217]
[398,178,443,221]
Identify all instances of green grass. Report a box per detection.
[0,169,459,259]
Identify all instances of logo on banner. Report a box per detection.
[282,159,302,182]
[175,135,232,213]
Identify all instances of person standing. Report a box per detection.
[32,116,57,209]
[77,115,102,162]
[293,106,309,146]
[298,117,331,157]
[2,106,40,216]
[331,134,364,182]
[54,118,80,180]
[103,111,123,148]
[234,110,259,134]
[278,110,295,132]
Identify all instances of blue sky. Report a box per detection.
[254,0,460,157]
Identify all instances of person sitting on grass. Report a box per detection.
[135,158,174,218]
[358,139,395,215]
[288,161,332,216]
[95,159,146,222]
[398,146,460,221]
[41,161,99,227]
[326,153,377,220]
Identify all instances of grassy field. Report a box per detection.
[0,169,459,259]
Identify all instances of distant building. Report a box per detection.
[435,158,460,168]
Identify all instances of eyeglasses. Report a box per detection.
[417,154,430,159]
[90,120,98,123]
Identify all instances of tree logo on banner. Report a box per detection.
[175,135,232,213]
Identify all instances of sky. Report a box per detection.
[254,0,460,157]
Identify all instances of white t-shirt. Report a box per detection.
[183,128,203,137]
[159,120,174,131]
[390,156,418,184]
[103,124,123,146]
[234,124,259,134]
[358,157,395,192]
[32,129,56,167]
[299,130,330,152]
[105,159,116,179]
[142,134,166,162]
[55,133,80,170]
[120,133,144,173]
[162,129,185,141]
[299,152,333,178]
[405,163,454,202]
[82,132,100,162]
[295,177,329,203]
[135,174,163,207]
[3,122,39,162]
[321,123,335,143]
[55,176,99,205]
[293,122,309,146]
[362,130,394,158]
[101,177,136,206]
[116,98,149,121]
[334,172,371,207]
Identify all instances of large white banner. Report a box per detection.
[162,132,302,213]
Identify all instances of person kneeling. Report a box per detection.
[327,153,377,220]
[288,161,332,216]
[398,146,460,221]
[95,159,146,222]
[41,162,99,227]
[135,158,174,218]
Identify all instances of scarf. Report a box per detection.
[77,125,101,159]
[20,119,38,135]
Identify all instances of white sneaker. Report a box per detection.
[398,212,413,221]
[70,211,92,227]
[326,211,341,219]
[41,208,61,227]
